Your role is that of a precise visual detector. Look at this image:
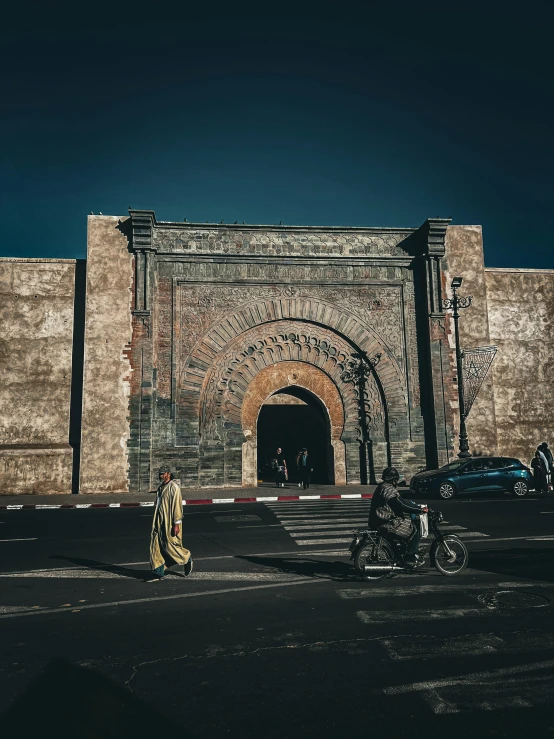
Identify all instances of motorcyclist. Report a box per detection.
[368,466,428,565]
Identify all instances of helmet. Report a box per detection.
[382,466,400,483]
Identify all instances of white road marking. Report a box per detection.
[0,538,38,542]
[457,532,489,538]
[381,630,554,661]
[0,578,327,619]
[383,659,554,694]
[338,581,554,598]
[289,530,356,539]
[285,523,364,531]
[526,536,554,541]
[0,569,309,581]
[0,547,353,578]
[357,607,502,624]
[273,509,368,516]
[267,505,370,512]
[296,537,352,546]
[540,511,554,514]
[463,535,554,543]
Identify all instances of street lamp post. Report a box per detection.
[340,350,381,483]
[442,276,473,458]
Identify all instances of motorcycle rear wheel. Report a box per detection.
[430,535,468,576]
[355,540,394,581]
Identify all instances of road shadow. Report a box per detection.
[49,554,152,581]
[469,547,554,583]
[236,553,356,581]
[1,658,193,738]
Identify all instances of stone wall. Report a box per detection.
[485,268,554,465]
[0,258,77,494]
[79,216,133,493]
[444,226,499,457]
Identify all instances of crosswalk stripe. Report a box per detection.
[284,523,364,531]
[356,607,500,624]
[281,518,367,528]
[296,537,352,546]
[272,517,367,524]
[265,501,490,547]
[289,530,355,538]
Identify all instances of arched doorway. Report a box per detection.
[240,361,347,487]
[257,387,333,485]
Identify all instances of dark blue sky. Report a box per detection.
[1,3,553,268]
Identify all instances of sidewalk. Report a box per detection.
[0,483,377,510]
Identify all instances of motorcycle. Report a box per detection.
[349,508,469,580]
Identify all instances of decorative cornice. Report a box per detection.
[424,217,452,257]
[129,209,156,252]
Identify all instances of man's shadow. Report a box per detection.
[236,554,356,581]
[2,658,192,738]
[49,555,152,581]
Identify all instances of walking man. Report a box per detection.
[274,447,287,488]
[296,448,312,490]
[149,465,193,581]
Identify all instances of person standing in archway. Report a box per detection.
[274,447,288,488]
[296,448,312,490]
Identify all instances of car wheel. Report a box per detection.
[438,482,456,500]
[512,479,529,497]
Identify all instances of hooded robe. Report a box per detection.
[150,478,191,571]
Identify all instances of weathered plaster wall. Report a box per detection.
[79,216,133,493]
[0,258,76,494]
[444,226,498,457]
[485,268,554,465]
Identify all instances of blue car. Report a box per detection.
[409,456,533,500]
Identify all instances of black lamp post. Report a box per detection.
[442,277,473,458]
[340,350,381,483]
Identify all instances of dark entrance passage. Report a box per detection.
[256,387,333,485]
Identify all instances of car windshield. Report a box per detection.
[439,460,468,471]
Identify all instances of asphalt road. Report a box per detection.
[1,493,554,738]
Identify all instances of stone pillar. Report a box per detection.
[414,218,456,469]
[128,210,157,492]
[80,216,134,493]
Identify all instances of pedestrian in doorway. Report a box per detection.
[274,447,287,488]
[531,450,549,496]
[296,448,312,490]
[538,442,553,492]
[148,466,193,581]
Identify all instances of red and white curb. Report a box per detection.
[0,493,373,511]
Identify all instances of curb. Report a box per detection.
[0,493,373,511]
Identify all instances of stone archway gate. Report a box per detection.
[122,211,456,491]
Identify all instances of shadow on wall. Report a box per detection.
[469,449,493,457]
[2,658,192,738]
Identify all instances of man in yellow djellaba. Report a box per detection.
[148,466,193,582]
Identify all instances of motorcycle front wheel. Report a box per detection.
[430,535,468,576]
[354,540,394,581]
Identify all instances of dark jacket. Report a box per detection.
[368,481,422,537]
[540,445,553,472]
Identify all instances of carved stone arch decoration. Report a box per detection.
[240,361,347,486]
[192,318,391,486]
[180,296,408,429]
[199,321,361,446]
